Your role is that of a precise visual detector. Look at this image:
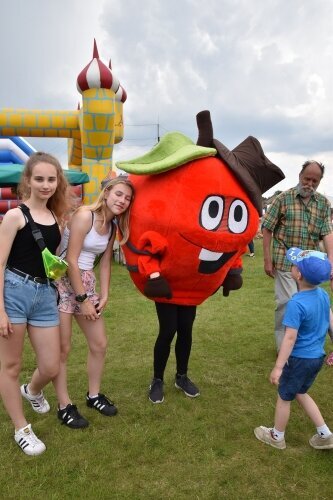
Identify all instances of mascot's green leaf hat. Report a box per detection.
[117,131,216,175]
[118,110,284,215]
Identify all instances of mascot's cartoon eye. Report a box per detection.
[200,196,224,231]
[228,199,248,234]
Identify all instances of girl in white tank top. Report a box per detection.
[53,177,134,428]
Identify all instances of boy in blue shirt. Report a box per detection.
[255,247,333,450]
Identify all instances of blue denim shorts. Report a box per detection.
[3,268,59,327]
[278,356,325,401]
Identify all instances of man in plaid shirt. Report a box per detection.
[262,160,333,351]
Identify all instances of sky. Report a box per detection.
[0,0,332,197]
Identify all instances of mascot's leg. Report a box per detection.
[174,305,200,398]
[154,302,179,377]
[174,305,196,374]
[148,302,178,404]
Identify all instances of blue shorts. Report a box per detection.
[278,356,325,401]
[4,268,59,327]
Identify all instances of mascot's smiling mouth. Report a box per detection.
[180,234,236,274]
[198,248,236,274]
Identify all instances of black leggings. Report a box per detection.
[153,302,197,379]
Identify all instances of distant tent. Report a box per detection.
[0,164,89,187]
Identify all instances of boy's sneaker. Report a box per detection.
[58,404,89,429]
[148,378,164,403]
[309,433,333,449]
[20,384,50,414]
[14,424,46,456]
[86,393,118,416]
[175,374,200,398]
[254,426,286,450]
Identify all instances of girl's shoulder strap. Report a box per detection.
[18,203,29,224]
[90,211,94,233]
[49,209,57,223]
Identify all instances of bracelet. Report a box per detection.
[75,293,88,303]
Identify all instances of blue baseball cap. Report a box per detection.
[286,247,331,285]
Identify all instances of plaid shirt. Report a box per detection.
[262,186,333,271]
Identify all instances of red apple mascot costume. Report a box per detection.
[117,110,284,403]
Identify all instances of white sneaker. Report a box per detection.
[14,424,46,456]
[309,433,333,449]
[20,384,50,413]
[254,426,286,449]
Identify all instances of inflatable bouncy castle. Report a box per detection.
[0,40,126,206]
[0,137,89,219]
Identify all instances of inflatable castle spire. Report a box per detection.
[0,40,127,203]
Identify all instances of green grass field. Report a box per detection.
[1,243,333,499]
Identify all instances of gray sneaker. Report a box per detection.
[149,378,164,403]
[309,433,333,449]
[254,426,286,449]
[175,374,200,398]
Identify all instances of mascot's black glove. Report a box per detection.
[221,269,243,297]
[144,276,173,299]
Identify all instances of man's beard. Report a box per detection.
[298,184,315,198]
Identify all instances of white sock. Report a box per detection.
[59,404,71,411]
[88,394,99,399]
[316,424,331,438]
[272,427,285,440]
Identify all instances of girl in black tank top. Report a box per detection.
[7,212,61,278]
[0,152,70,456]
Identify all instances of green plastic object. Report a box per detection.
[42,248,68,280]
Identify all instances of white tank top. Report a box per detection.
[59,213,114,271]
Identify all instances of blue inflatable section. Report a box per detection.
[0,149,23,163]
[0,136,36,164]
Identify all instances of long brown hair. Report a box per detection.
[18,152,71,221]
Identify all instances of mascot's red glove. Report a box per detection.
[137,231,169,277]
[221,268,243,297]
[136,231,173,299]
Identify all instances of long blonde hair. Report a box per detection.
[18,152,71,221]
[83,176,134,244]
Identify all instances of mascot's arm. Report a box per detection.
[136,231,172,299]
[221,255,243,297]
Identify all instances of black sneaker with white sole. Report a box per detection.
[86,393,118,416]
[149,378,164,403]
[175,374,200,397]
[58,404,89,429]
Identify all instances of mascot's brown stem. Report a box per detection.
[196,110,214,147]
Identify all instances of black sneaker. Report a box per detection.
[175,374,200,398]
[148,378,164,403]
[58,404,89,429]
[86,393,118,416]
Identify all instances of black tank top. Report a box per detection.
[7,215,61,278]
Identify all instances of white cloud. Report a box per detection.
[0,0,332,195]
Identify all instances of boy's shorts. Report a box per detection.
[278,356,325,401]
[4,268,59,327]
[56,269,99,315]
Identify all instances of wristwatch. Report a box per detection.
[75,293,88,303]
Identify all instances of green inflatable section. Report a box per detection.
[0,164,89,187]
